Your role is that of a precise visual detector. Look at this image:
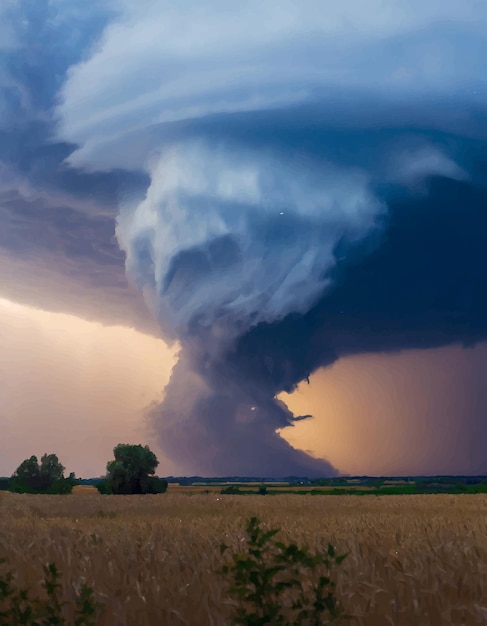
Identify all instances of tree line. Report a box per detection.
[0,444,168,495]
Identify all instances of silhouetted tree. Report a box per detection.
[40,453,65,483]
[101,444,167,495]
[11,455,42,492]
[10,454,74,493]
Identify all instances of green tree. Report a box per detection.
[10,455,41,491]
[40,454,65,483]
[10,454,73,493]
[103,444,167,495]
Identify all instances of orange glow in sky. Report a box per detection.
[279,343,487,476]
[0,297,179,477]
[1,295,485,477]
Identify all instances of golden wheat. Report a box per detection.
[0,492,486,625]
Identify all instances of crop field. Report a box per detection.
[163,484,377,495]
[0,492,486,625]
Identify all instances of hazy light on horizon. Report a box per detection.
[0,297,179,477]
[280,343,487,476]
[1,298,485,478]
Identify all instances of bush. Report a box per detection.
[0,558,99,625]
[141,476,168,494]
[220,516,349,625]
[94,480,112,495]
[47,474,78,495]
[95,476,167,495]
[221,485,242,495]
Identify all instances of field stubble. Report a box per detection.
[0,492,486,625]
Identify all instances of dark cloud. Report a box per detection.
[232,174,487,373]
[147,157,487,476]
[0,126,156,332]
[150,350,335,476]
[2,1,487,475]
[0,2,155,332]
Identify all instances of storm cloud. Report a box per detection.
[2,1,487,475]
[0,1,158,332]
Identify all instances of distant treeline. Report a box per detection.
[162,475,487,487]
[3,474,487,495]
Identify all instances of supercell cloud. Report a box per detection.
[116,142,384,337]
[2,1,487,474]
[114,140,383,475]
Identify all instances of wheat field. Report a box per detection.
[0,491,486,625]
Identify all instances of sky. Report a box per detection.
[1,0,486,477]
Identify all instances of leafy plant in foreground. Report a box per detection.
[0,558,99,626]
[220,516,349,625]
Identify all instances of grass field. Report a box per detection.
[0,491,486,625]
[164,484,378,494]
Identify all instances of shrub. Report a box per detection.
[95,476,167,495]
[220,516,349,625]
[94,480,112,495]
[147,477,168,494]
[0,558,99,625]
[221,485,241,495]
[47,474,78,495]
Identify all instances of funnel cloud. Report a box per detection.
[114,141,384,474]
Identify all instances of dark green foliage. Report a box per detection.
[221,485,242,494]
[74,585,98,626]
[47,474,77,495]
[93,480,112,495]
[154,477,169,494]
[10,455,44,492]
[104,444,166,495]
[40,455,64,484]
[220,517,348,625]
[258,486,268,496]
[9,456,75,494]
[217,480,487,497]
[41,563,65,625]
[0,558,99,626]
[0,479,9,492]
[369,479,384,489]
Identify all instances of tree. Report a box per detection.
[40,454,65,483]
[102,444,167,495]
[11,455,42,492]
[10,454,74,493]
